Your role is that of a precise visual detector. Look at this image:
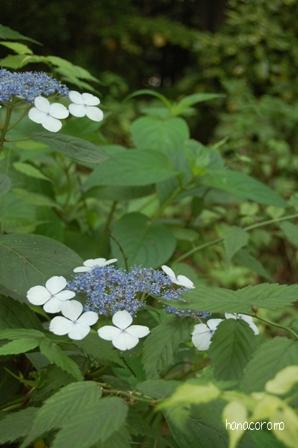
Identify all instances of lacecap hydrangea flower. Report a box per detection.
[0,69,104,133]
[68,261,200,318]
[25,259,260,353]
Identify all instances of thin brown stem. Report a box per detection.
[175,212,298,263]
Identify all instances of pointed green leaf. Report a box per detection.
[85,150,177,188]
[0,234,81,300]
[23,381,102,447]
[209,319,256,381]
[39,339,83,381]
[280,221,298,248]
[221,225,249,261]
[201,169,286,207]
[142,316,192,378]
[111,212,176,268]
[0,338,39,355]
[0,407,38,444]
[241,337,298,392]
[33,132,108,165]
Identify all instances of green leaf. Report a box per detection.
[233,249,271,280]
[13,162,49,181]
[39,339,83,381]
[160,383,220,408]
[88,185,154,201]
[166,402,227,448]
[125,89,172,108]
[280,221,298,248]
[85,150,177,188]
[0,40,33,54]
[33,132,108,165]
[13,188,58,208]
[51,397,128,448]
[0,234,81,300]
[0,338,39,355]
[0,191,38,233]
[209,320,256,381]
[0,407,38,444]
[0,328,45,340]
[23,381,102,447]
[75,332,123,366]
[0,24,39,44]
[93,427,131,448]
[131,116,189,155]
[176,283,298,313]
[0,296,42,330]
[142,316,192,378]
[137,379,179,399]
[241,337,298,392]
[201,169,286,207]
[171,93,224,115]
[111,212,176,268]
[221,225,249,261]
[0,174,11,196]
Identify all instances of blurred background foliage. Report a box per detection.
[1,0,298,286]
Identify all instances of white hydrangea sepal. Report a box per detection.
[26,276,75,313]
[28,96,69,132]
[161,265,195,289]
[192,318,223,351]
[68,91,104,122]
[97,310,150,351]
[225,313,259,335]
[49,300,98,340]
[73,258,117,273]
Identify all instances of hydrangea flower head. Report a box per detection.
[0,69,68,104]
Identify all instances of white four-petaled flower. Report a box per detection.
[161,265,195,289]
[225,313,259,335]
[68,91,104,122]
[26,276,75,313]
[28,96,69,132]
[98,310,150,351]
[49,300,98,340]
[73,258,118,273]
[192,318,223,351]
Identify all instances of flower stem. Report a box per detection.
[97,382,158,405]
[175,212,298,263]
[246,313,298,340]
[0,105,13,150]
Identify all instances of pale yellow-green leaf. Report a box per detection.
[273,405,298,448]
[0,41,33,55]
[223,401,247,448]
[265,366,298,395]
[251,393,282,421]
[158,382,220,409]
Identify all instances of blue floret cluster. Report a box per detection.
[0,69,69,103]
[68,265,207,318]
